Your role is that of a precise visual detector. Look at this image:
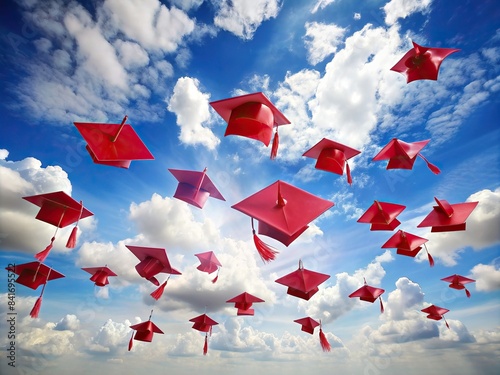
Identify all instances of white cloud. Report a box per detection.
[311,0,336,14]
[354,13,361,20]
[384,277,425,321]
[89,319,131,353]
[54,314,81,331]
[470,263,500,292]
[383,0,433,26]
[115,40,150,68]
[304,22,346,65]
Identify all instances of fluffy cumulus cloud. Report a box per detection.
[383,0,433,26]
[470,263,500,292]
[304,21,346,65]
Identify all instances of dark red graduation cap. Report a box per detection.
[357,200,406,231]
[441,274,475,298]
[417,197,478,232]
[294,317,331,352]
[372,138,440,174]
[226,292,265,316]
[390,41,460,83]
[210,92,290,159]
[74,115,154,169]
[128,310,164,351]
[302,138,361,185]
[349,279,385,313]
[189,313,218,355]
[81,266,117,287]
[382,230,434,267]
[421,304,450,328]
[195,251,221,283]
[168,168,225,209]
[232,180,334,262]
[275,260,330,301]
[6,262,65,318]
[126,245,181,300]
[23,191,93,262]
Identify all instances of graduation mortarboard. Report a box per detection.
[421,304,450,328]
[81,266,117,287]
[23,191,93,262]
[226,292,265,316]
[6,262,65,318]
[126,245,181,300]
[302,138,361,185]
[372,138,440,174]
[441,274,475,298]
[74,115,154,169]
[232,180,334,262]
[294,317,331,352]
[195,251,222,283]
[417,197,478,232]
[357,200,406,231]
[210,92,290,159]
[128,310,164,351]
[381,230,434,267]
[390,41,460,83]
[275,260,330,301]
[189,314,218,355]
[168,168,225,209]
[349,279,385,313]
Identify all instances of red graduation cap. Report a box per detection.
[302,138,361,185]
[372,138,440,174]
[232,180,334,262]
[294,317,331,352]
[349,279,385,313]
[6,262,65,318]
[210,92,290,159]
[126,245,182,300]
[189,313,218,355]
[74,115,154,169]
[23,191,93,262]
[275,260,330,301]
[421,304,450,328]
[417,197,478,232]
[226,292,265,316]
[357,200,406,231]
[381,230,434,267]
[81,266,117,287]
[195,251,222,283]
[441,274,475,298]
[390,40,460,83]
[128,310,164,351]
[168,168,225,209]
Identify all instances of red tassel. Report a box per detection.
[253,232,278,262]
[319,327,331,352]
[30,296,43,318]
[424,244,434,267]
[35,237,55,262]
[128,332,134,351]
[346,162,352,185]
[66,226,78,248]
[203,334,208,355]
[150,279,168,300]
[211,271,219,284]
[270,129,279,160]
[465,288,471,298]
[379,297,384,313]
[444,317,450,329]
[418,153,441,174]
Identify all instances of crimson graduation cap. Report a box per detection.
[189,313,218,355]
[81,266,117,287]
[168,168,225,209]
[390,41,460,83]
[275,260,330,301]
[195,251,222,283]
[6,262,65,318]
[294,317,331,352]
[302,138,361,185]
[74,115,154,168]
[372,138,440,174]
[126,245,182,300]
[382,230,434,267]
[357,200,406,231]
[128,310,164,351]
[210,92,290,159]
[421,304,450,328]
[23,191,93,262]
[441,274,475,298]
[232,180,334,262]
[349,279,385,313]
[226,292,265,316]
[417,197,478,232]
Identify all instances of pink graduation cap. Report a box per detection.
[357,200,406,231]
[195,251,222,283]
[74,115,154,168]
[294,317,331,352]
[210,92,290,159]
[349,279,385,313]
[226,292,265,316]
[189,313,219,355]
[81,266,117,287]
[6,262,65,318]
[391,40,460,83]
[126,245,182,300]
[232,180,334,262]
[382,230,434,267]
[302,138,361,185]
[275,260,330,301]
[372,138,440,174]
[421,304,450,328]
[441,274,475,298]
[168,167,225,209]
[23,191,93,262]
[417,197,478,232]
[128,310,164,351]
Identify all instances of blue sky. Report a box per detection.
[0,0,499,374]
